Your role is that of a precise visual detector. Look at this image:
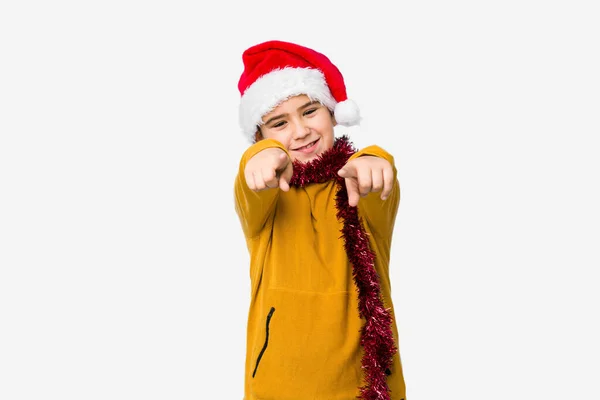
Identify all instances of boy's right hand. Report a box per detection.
[244,148,293,192]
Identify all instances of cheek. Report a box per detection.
[318,125,335,147]
[276,133,293,148]
[263,129,292,147]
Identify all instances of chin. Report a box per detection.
[298,149,324,163]
[299,155,317,163]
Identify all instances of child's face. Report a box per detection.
[257,95,336,163]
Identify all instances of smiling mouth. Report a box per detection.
[293,138,319,151]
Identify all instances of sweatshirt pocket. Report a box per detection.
[250,288,364,400]
[252,306,275,378]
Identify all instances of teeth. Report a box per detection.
[297,140,316,150]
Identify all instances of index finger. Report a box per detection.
[345,177,360,207]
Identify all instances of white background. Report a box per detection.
[1,1,598,399]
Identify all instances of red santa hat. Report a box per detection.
[238,40,361,142]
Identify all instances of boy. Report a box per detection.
[234,40,407,400]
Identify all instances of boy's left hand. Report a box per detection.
[338,156,394,207]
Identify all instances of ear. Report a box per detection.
[330,110,337,127]
[254,128,263,143]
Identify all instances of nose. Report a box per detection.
[292,119,310,140]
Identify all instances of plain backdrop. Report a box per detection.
[1,1,599,399]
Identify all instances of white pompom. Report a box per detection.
[334,99,361,126]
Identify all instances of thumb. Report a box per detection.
[276,152,289,168]
[338,163,357,178]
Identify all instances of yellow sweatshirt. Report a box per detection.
[234,138,407,400]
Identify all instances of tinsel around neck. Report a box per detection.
[288,134,397,400]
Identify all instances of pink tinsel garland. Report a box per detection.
[289,135,397,400]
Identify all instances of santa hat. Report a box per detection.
[238,40,361,142]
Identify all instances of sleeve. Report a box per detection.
[233,139,291,238]
[347,145,401,240]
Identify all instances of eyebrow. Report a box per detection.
[263,100,320,126]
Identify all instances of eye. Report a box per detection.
[304,108,318,116]
[272,120,286,128]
